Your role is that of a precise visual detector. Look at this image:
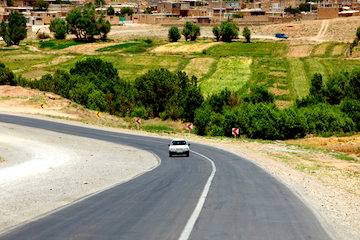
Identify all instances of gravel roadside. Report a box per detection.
[0,122,158,233]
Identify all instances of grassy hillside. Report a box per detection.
[1,39,360,107]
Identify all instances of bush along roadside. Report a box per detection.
[1,59,360,140]
[2,58,203,122]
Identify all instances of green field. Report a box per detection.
[1,39,360,105]
[200,57,251,96]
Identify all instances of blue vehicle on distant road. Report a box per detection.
[275,33,289,39]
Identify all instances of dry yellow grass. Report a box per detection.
[312,43,329,56]
[288,135,360,157]
[269,87,290,96]
[275,100,293,109]
[184,57,214,79]
[287,44,313,58]
[151,41,221,54]
[331,44,346,56]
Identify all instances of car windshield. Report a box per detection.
[172,141,187,145]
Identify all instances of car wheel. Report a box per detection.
[186,152,189,157]
[169,152,172,157]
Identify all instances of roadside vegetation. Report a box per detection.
[2,53,360,140]
[1,21,360,141]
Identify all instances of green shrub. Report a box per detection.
[340,98,360,131]
[244,85,275,104]
[131,105,149,119]
[134,69,203,119]
[349,68,360,100]
[242,26,251,43]
[143,124,174,133]
[194,104,215,135]
[0,62,16,85]
[208,88,232,113]
[309,73,323,97]
[168,26,181,42]
[300,103,355,134]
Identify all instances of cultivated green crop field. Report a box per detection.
[1,38,359,107]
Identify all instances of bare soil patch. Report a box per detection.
[253,20,322,38]
[269,87,290,96]
[275,100,293,109]
[287,44,313,57]
[325,17,360,42]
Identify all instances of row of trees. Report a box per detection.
[49,3,111,40]
[11,58,203,121]
[106,6,134,17]
[2,57,360,140]
[168,22,200,42]
[168,21,251,43]
[284,3,316,14]
[0,4,111,45]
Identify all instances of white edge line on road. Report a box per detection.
[178,150,217,240]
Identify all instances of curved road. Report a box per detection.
[0,114,332,240]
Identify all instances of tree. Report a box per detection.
[33,0,49,11]
[219,21,238,42]
[242,26,251,43]
[168,26,181,42]
[0,11,27,46]
[107,5,115,15]
[244,85,275,104]
[97,15,111,40]
[66,4,111,41]
[284,6,301,14]
[94,0,105,7]
[133,69,202,119]
[298,3,311,12]
[121,7,134,16]
[309,73,323,97]
[212,26,220,41]
[143,7,153,14]
[49,18,68,39]
[182,22,200,41]
[6,0,14,6]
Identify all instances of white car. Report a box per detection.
[168,139,190,157]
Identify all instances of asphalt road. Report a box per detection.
[0,114,332,240]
